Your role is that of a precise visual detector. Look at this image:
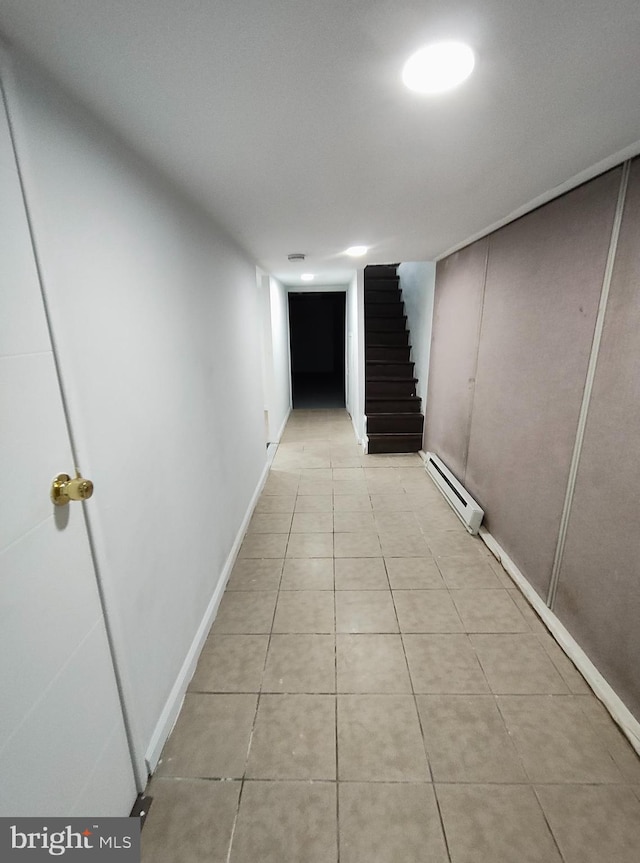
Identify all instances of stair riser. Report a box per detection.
[367,380,417,397]
[365,284,400,296]
[365,331,409,346]
[367,362,415,378]
[367,434,423,454]
[366,414,424,434]
[364,267,398,281]
[365,303,404,317]
[366,317,407,332]
[365,289,401,303]
[366,398,421,413]
[366,346,411,362]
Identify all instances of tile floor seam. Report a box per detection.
[332,550,340,863]
[430,784,455,863]
[503,693,627,786]
[466,633,502,695]
[576,696,639,778]
[530,783,571,863]
[389,565,455,860]
[241,547,286,795]
[493,693,560,788]
[224,778,245,863]
[398,605,454,863]
[334,644,341,862]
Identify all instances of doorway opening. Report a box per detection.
[288,292,346,408]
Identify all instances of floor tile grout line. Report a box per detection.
[392,577,455,863]
[530,783,570,863]
[576,701,637,779]
[492,691,546,789]
[149,774,637,786]
[430,783,454,863]
[224,778,245,863]
[241,464,292,792]
[334,574,341,862]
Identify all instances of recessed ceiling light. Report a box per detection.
[301,273,314,281]
[345,245,368,257]
[402,41,475,94]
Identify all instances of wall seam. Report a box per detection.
[462,239,490,485]
[547,160,631,609]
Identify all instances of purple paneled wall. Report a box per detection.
[465,169,621,598]
[426,159,640,723]
[425,239,487,478]
[555,159,640,719]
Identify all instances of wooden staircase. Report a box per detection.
[365,264,425,453]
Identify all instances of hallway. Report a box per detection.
[141,410,640,862]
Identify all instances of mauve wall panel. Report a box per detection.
[555,158,640,720]
[425,239,487,479]
[464,168,621,598]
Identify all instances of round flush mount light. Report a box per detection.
[402,41,475,94]
[345,245,368,257]
[301,273,314,281]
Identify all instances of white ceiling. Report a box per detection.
[1,1,639,285]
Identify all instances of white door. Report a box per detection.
[0,85,137,816]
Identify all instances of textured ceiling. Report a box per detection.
[1,0,639,285]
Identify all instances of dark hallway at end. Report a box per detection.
[289,292,346,409]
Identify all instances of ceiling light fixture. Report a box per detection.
[301,273,314,281]
[402,41,475,94]
[345,245,368,257]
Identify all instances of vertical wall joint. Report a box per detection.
[463,239,490,483]
[547,161,632,609]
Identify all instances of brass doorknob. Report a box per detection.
[51,472,94,506]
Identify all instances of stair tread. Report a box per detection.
[365,265,399,273]
[368,432,423,438]
[367,375,418,381]
[367,406,421,414]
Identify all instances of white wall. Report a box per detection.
[398,262,436,421]
[4,53,268,774]
[346,271,365,444]
[267,276,292,441]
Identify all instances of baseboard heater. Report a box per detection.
[425,452,484,535]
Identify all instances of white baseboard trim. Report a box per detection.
[274,406,291,444]
[348,408,364,449]
[479,526,640,756]
[144,455,272,773]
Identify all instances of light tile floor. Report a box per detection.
[142,409,640,863]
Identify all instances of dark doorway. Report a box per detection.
[288,292,346,408]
